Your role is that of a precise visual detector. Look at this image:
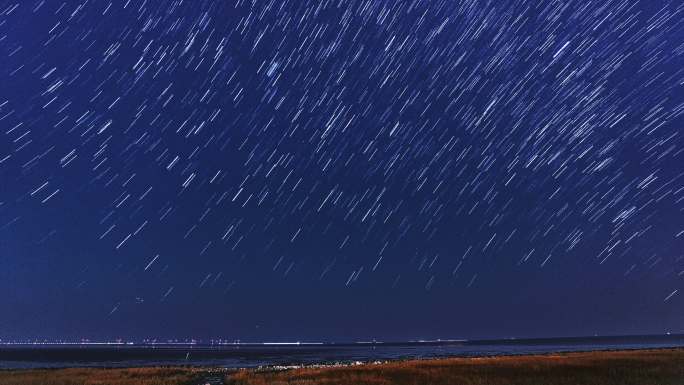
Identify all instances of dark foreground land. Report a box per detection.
[0,367,203,385]
[1,349,683,385]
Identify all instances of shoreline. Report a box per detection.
[1,345,683,372]
[0,345,684,373]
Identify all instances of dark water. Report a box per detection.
[1,335,683,369]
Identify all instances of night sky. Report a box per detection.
[1,0,683,342]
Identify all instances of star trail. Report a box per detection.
[0,0,683,341]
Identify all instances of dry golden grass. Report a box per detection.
[227,349,684,385]
[0,367,200,385]
[2,349,683,385]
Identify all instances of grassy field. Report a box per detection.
[228,349,684,385]
[1,349,682,385]
[0,367,201,385]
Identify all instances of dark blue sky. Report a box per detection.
[1,0,683,342]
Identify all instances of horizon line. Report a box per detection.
[1,332,681,347]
